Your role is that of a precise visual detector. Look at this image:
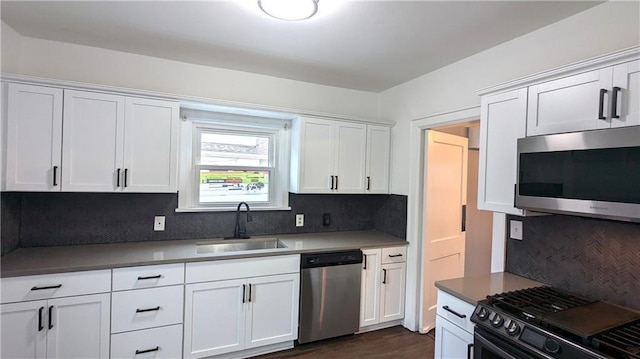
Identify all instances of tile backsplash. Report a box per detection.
[1,192,407,255]
[506,214,640,310]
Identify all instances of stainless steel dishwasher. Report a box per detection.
[298,250,363,344]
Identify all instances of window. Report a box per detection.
[178,110,291,211]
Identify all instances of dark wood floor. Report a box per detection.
[257,326,435,359]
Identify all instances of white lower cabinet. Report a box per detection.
[110,324,183,359]
[434,289,475,359]
[184,255,300,359]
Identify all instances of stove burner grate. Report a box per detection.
[487,286,592,319]
[594,320,640,359]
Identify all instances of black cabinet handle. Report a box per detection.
[330,175,335,190]
[388,254,403,258]
[382,269,387,284]
[366,176,371,190]
[242,284,246,304]
[52,166,58,186]
[135,347,160,355]
[467,343,474,359]
[248,284,252,302]
[443,305,467,318]
[137,274,162,280]
[363,254,367,270]
[335,176,338,190]
[116,168,121,187]
[612,86,621,119]
[462,205,467,232]
[124,169,129,188]
[598,88,608,120]
[38,307,44,331]
[31,284,62,291]
[136,306,160,313]
[48,306,54,330]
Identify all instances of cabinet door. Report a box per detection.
[612,60,640,128]
[1,300,47,359]
[62,90,125,191]
[379,262,406,323]
[245,273,299,349]
[478,89,526,215]
[527,67,613,136]
[47,293,110,359]
[295,117,335,193]
[184,279,246,359]
[6,83,63,191]
[365,125,390,193]
[360,248,381,328]
[434,315,473,359]
[333,121,367,193]
[123,97,179,192]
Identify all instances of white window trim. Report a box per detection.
[177,110,292,212]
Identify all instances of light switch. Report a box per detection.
[510,220,523,240]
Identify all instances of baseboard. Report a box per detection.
[357,319,404,334]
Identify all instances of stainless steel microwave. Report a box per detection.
[515,126,640,222]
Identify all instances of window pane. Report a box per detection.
[200,133,270,166]
[199,170,269,203]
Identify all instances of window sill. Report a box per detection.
[175,206,292,213]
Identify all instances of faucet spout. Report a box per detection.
[233,202,252,239]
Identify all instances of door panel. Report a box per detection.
[366,125,391,193]
[298,118,334,193]
[0,300,47,359]
[380,262,406,322]
[360,249,381,327]
[334,122,366,193]
[612,60,640,128]
[435,315,473,359]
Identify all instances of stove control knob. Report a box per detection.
[505,320,520,336]
[544,339,561,354]
[476,307,489,320]
[491,314,504,328]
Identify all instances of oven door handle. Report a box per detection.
[474,331,520,359]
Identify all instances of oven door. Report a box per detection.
[474,327,548,359]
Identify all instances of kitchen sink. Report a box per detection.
[196,238,287,254]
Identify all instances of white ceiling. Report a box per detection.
[1,1,602,92]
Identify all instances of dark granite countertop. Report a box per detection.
[0,230,407,277]
[435,272,543,305]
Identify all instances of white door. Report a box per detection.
[62,90,125,191]
[245,273,299,349]
[365,125,391,193]
[46,293,110,359]
[297,118,335,193]
[434,315,473,359]
[359,248,381,328]
[6,84,63,191]
[478,88,527,215]
[183,279,246,359]
[1,300,48,359]
[333,121,367,193]
[422,131,467,332]
[379,262,406,323]
[123,97,179,192]
[612,60,640,128]
[527,67,614,135]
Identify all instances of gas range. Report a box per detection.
[471,286,640,359]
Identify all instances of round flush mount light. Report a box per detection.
[258,0,319,21]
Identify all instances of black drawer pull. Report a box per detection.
[248,284,252,303]
[135,346,160,355]
[136,306,160,313]
[612,86,621,119]
[52,166,58,187]
[124,169,129,188]
[38,307,44,331]
[388,254,403,258]
[443,305,467,318]
[137,274,162,280]
[330,175,335,190]
[48,305,54,329]
[366,176,371,190]
[117,168,121,187]
[31,284,62,291]
[382,269,387,284]
[242,284,246,304]
[598,88,608,120]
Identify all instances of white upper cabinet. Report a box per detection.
[5,83,63,191]
[290,116,388,194]
[528,60,639,136]
[478,88,527,215]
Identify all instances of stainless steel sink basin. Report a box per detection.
[196,239,287,254]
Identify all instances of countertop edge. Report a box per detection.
[434,272,545,305]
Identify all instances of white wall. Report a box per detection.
[2,27,380,121]
[1,21,23,74]
[382,1,640,195]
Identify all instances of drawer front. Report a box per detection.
[111,286,184,333]
[186,254,300,283]
[111,324,183,359]
[1,270,111,304]
[436,290,475,333]
[113,263,184,291]
[381,247,407,264]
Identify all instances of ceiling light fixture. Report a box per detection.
[258,0,319,21]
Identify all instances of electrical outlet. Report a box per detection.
[295,214,304,227]
[510,220,523,240]
[154,216,165,231]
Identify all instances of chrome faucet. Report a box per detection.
[231,202,252,239]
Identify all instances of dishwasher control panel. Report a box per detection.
[301,250,363,268]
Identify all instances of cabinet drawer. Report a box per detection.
[111,324,183,359]
[111,286,184,333]
[1,270,111,304]
[436,290,475,334]
[380,247,407,264]
[186,254,300,283]
[112,263,184,291]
